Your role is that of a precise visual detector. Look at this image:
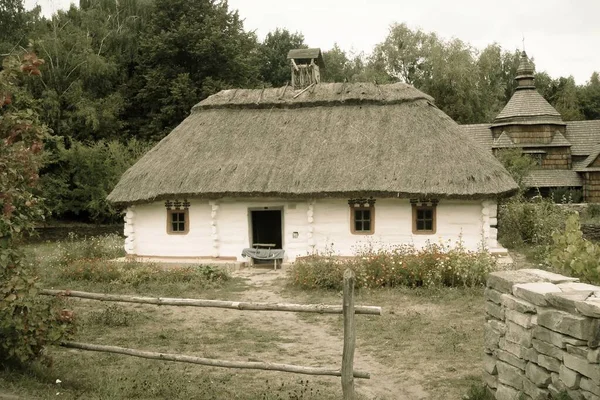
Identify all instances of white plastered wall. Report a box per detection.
[125,197,500,261]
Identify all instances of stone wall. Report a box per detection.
[484,269,600,400]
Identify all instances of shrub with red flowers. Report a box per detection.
[1,52,72,366]
[289,240,498,290]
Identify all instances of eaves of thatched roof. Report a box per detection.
[108,83,518,205]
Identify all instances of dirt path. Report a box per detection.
[230,267,429,400]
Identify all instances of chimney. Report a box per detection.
[286,48,324,89]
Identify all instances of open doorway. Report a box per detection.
[250,209,283,250]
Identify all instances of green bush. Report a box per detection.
[498,196,568,248]
[57,260,230,288]
[547,213,600,284]
[289,241,497,290]
[582,203,600,224]
[40,138,153,223]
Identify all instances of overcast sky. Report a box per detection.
[25,0,600,84]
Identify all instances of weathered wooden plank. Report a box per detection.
[61,341,371,379]
[342,269,357,400]
[41,289,382,315]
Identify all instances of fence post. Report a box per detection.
[341,269,356,400]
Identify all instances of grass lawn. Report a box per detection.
[1,236,489,399]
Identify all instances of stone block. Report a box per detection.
[489,319,507,336]
[502,293,537,314]
[485,287,504,304]
[483,353,498,375]
[576,299,600,318]
[581,390,600,400]
[547,384,561,398]
[546,291,594,314]
[525,362,551,388]
[589,348,600,363]
[488,270,541,294]
[533,325,588,349]
[506,309,534,328]
[550,372,564,390]
[523,377,550,400]
[501,339,537,361]
[537,354,561,372]
[486,301,505,320]
[537,309,596,341]
[506,321,533,348]
[566,344,589,358]
[581,377,600,396]
[497,349,527,370]
[483,370,498,389]
[497,361,524,390]
[495,383,522,400]
[513,282,561,306]
[558,282,600,292]
[532,338,564,360]
[563,353,600,382]
[485,322,502,351]
[520,269,578,284]
[559,364,581,389]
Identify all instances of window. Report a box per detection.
[348,198,375,235]
[165,199,190,235]
[411,199,438,234]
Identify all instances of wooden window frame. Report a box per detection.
[167,208,189,235]
[411,200,437,235]
[350,206,375,235]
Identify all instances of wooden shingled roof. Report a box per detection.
[492,90,564,127]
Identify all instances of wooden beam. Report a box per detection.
[40,289,382,315]
[61,341,371,379]
[341,269,357,399]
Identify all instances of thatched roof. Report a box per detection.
[108,82,517,205]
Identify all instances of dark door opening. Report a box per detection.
[250,210,283,250]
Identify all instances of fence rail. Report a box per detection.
[43,269,380,400]
[41,289,382,315]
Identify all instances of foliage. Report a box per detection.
[582,203,600,224]
[40,138,152,222]
[498,196,568,248]
[128,0,262,140]
[549,187,583,204]
[463,383,494,400]
[258,28,306,87]
[495,148,536,190]
[547,213,600,283]
[57,260,230,288]
[0,51,72,367]
[289,241,497,290]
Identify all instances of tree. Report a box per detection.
[495,148,536,190]
[0,51,71,366]
[127,0,262,140]
[579,72,600,120]
[259,28,306,86]
[26,0,150,141]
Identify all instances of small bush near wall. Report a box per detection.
[498,196,568,249]
[289,241,497,290]
[547,213,600,284]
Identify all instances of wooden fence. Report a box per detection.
[42,269,381,400]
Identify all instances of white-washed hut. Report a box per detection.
[108,49,517,263]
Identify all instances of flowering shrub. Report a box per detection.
[54,233,124,265]
[289,241,497,290]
